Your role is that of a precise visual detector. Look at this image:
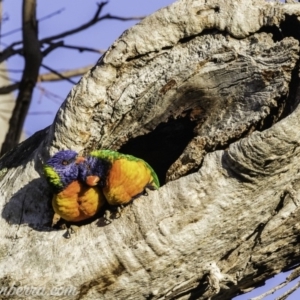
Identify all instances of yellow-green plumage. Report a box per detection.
[43,165,63,190]
[43,150,106,224]
[85,150,160,206]
[52,180,105,222]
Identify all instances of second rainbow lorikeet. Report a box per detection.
[78,150,160,207]
[43,150,105,225]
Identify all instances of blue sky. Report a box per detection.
[2,1,298,299]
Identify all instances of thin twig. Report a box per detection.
[0,64,93,94]
[40,1,109,42]
[0,2,143,63]
[0,2,109,51]
[0,8,65,38]
[0,82,19,94]
[41,64,77,84]
[250,266,300,300]
[48,43,105,54]
[27,111,53,115]
[39,65,93,82]
[250,281,288,300]
[0,46,22,63]
[276,280,300,300]
[35,84,64,104]
[287,265,300,281]
[0,68,23,73]
[40,2,143,43]
[39,7,65,22]
[42,41,64,57]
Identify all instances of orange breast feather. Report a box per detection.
[104,159,153,205]
[53,181,105,222]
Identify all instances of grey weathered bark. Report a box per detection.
[1,0,300,299]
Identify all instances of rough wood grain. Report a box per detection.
[1,0,300,299]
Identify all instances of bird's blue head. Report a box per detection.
[78,155,110,188]
[43,150,84,193]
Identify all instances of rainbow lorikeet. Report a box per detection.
[43,150,105,224]
[78,150,160,206]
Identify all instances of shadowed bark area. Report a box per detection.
[1,0,300,299]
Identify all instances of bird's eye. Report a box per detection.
[62,160,69,165]
[87,164,91,170]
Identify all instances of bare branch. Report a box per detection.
[41,64,77,84]
[250,266,300,300]
[96,13,144,22]
[1,27,22,39]
[41,2,107,43]
[35,85,64,104]
[92,1,108,22]
[0,64,93,94]
[38,65,93,82]
[27,111,53,115]
[287,265,300,282]
[0,2,143,63]
[1,8,65,38]
[50,43,105,54]
[0,45,22,63]
[0,82,19,94]
[276,281,300,300]
[40,2,143,44]
[250,282,289,300]
[38,7,65,22]
[1,0,42,155]
[42,41,64,57]
[2,12,8,23]
[0,68,23,73]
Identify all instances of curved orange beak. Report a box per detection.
[86,175,100,186]
[75,156,85,164]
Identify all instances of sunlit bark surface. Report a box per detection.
[1,0,300,299]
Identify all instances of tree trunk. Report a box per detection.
[1,0,300,299]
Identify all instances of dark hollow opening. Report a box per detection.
[119,116,197,186]
[256,14,300,43]
[281,14,300,41]
[257,25,284,42]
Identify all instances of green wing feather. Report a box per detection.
[143,161,160,188]
[43,165,63,190]
[90,150,160,188]
[90,150,128,162]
